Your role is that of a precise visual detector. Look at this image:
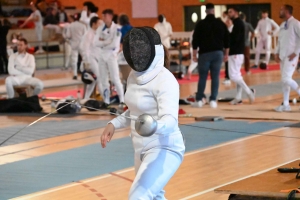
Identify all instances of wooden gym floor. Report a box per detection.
[1,65,300,200]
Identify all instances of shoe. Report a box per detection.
[35,49,45,54]
[248,88,256,104]
[191,98,207,108]
[210,100,217,108]
[274,105,291,112]
[222,79,231,85]
[73,76,77,80]
[61,66,68,71]
[246,71,251,75]
[251,65,258,69]
[230,99,242,105]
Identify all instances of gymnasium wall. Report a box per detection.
[62,0,300,31]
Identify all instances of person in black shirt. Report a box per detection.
[0,19,10,74]
[227,7,255,105]
[191,3,229,108]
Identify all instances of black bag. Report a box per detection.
[0,95,43,113]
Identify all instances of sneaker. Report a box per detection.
[191,98,207,108]
[248,88,256,104]
[274,105,291,112]
[222,79,231,85]
[210,101,217,108]
[251,65,258,69]
[72,76,77,80]
[230,99,242,105]
[35,49,45,54]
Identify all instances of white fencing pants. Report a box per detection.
[188,59,198,74]
[98,53,124,104]
[35,26,43,51]
[229,55,252,100]
[129,148,182,200]
[5,75,44,98]
[84,56,108,99]
[280,56,300,106]
[70,49,79,77]
[64,42,72,68]
[254,37,272,65]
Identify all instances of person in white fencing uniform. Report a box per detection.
[61,17,72,71]
[274,5,300,112]
[100,27,185,200]
[80,1,98,27]
[5,38,43,98]
[154,14,173,49]
[187,31,197,80]
[20,2,44,54]
[228,7,255,105]
[94,9,124,107]
[252,10,279,68]
[65,14,87,79]
[80,16,107,99]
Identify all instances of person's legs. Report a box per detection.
[70,49,79,77]
[209,51,223,101]
[64,42,72,69]
[5,76,19,98]
[84,57,98,99]
[244,46,250,72]
[265,37,272,64]
[23,77,44,95]
[107,55,124,103]
[187,60,198,79]
[254,39,264,66]
[35,27,43,52]
[129,149,182,200]
[195,53,210,102]
[98,57,111,104]
[225,61,229,79]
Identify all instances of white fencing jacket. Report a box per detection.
[65,21,87,50]
[255,17,280,39]
[154,19,173,48]
[80,28,100,63]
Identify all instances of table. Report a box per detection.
[215,160,300,200]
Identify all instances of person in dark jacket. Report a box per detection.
[0,19,10,74]
[227,7,255,105]
[191,3,229,108]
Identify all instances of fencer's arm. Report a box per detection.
[293,21,300,55]
[168,23,173,36]
[7,55,23,75]
[271,20,280,35]
[81,31,92,62]
[20,15,33,27]
[109,110,131,129]
[254,20,261,35]
[18,55,35,75]
[155,79,179,134]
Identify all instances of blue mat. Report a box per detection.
[0,120,109,146]
[0,120,289,199]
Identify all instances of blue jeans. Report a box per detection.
[196,51,223,101]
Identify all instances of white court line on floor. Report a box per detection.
[179,158,300,200]
[10,127,288,199]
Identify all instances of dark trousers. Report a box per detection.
[244,46,250,72]
[225,61,229,79]
[0,48,8,74]
[196,51,223,101]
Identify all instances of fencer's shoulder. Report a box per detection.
[157,67,178,84]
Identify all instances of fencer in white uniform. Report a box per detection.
[187,31,197,80]
[94,9,124,106]
[79,2,98,27]
[228,7,255,105]
[20,2,44,54]
[5,38,44,98]
[274,5,300,112]
[253,10,279,67]
[62,22,72,71]
[154,15,173,49]
[80,17,107,99]
[65,15,87,79]
[100,27,185,200]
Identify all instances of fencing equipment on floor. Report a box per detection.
[94,22,124,104]
[80,28,108,99]
[65,21,87,76]
[154,17,173,49]
[254,17,279,65]
[110,27,185,199]
[29,10,43,51]
[275,16,300,106]
[5,52,43,98]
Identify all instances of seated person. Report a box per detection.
[5,38,44,98]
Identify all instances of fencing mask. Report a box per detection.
[123,27,162,72]
[81,70,97,84]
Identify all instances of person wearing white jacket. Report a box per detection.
[100,27,185,200]
[274,5,300,112]
[94,9,124,107]
[252,10,279,68]
[79,2,98,27]
[80,16,107,99]
[5,38,43,98]
[65,14,87,79]
[154,15,173,49]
